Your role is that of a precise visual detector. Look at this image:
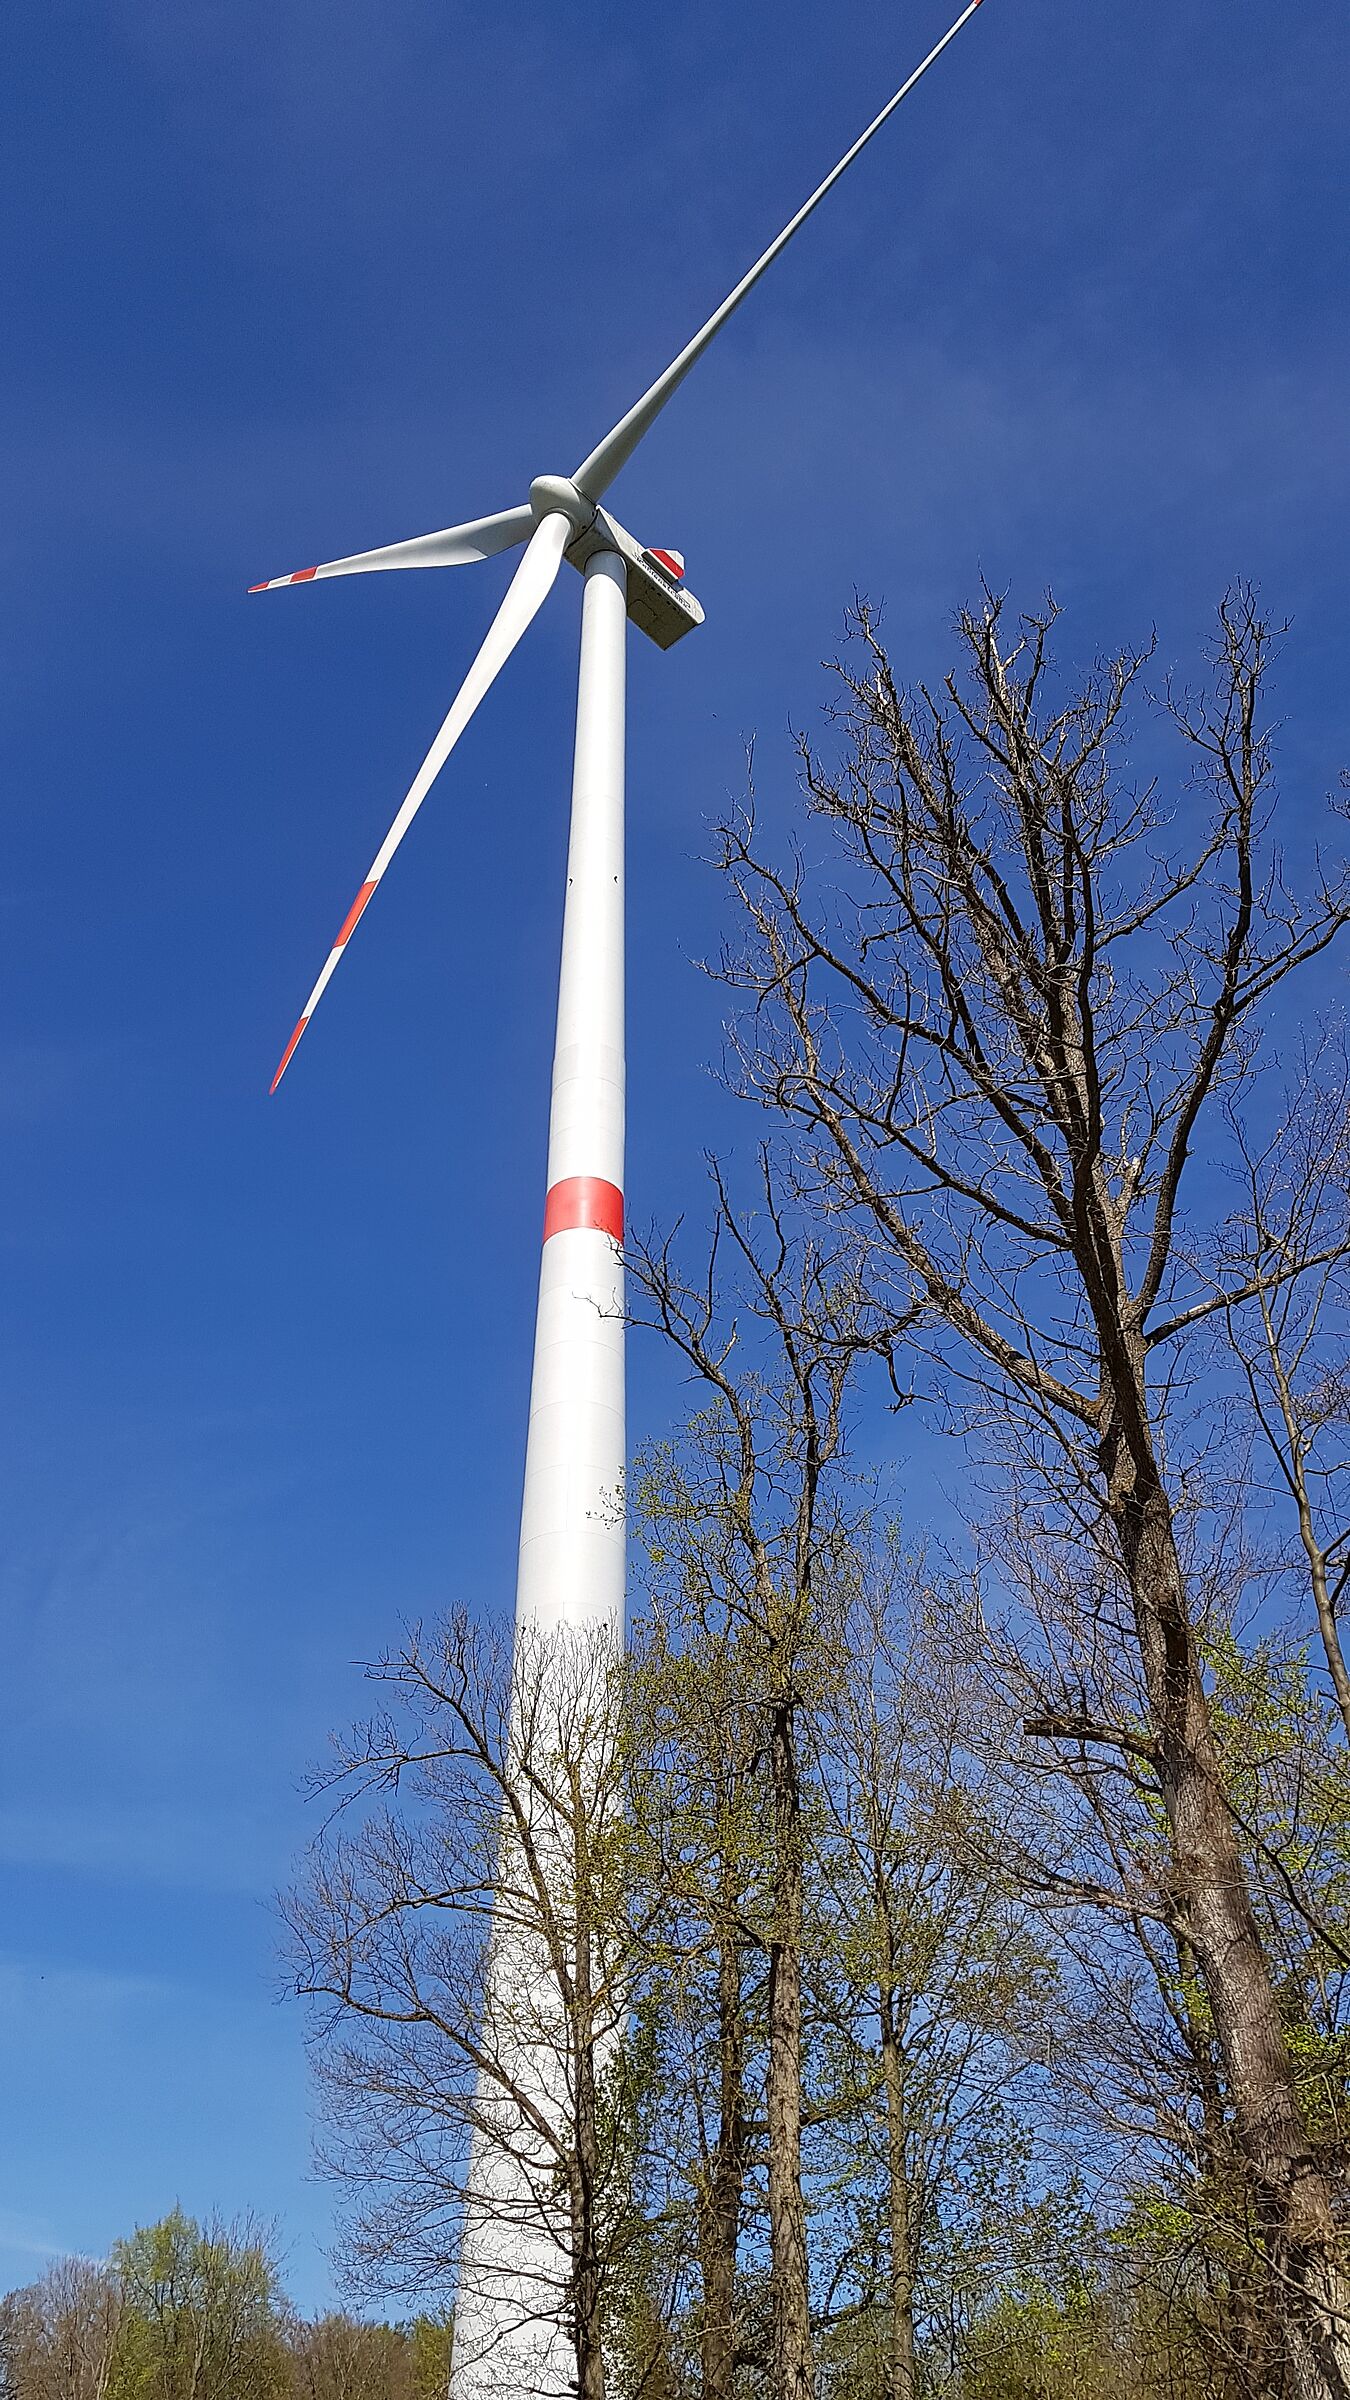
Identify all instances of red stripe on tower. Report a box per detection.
[543,1176,624,1244]
[336,882,378,946]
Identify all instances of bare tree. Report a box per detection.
[0,2259,124,2400]
[1216,1040,1350,1740]
[284,2313,418,2400]
[631,1157,895,2400]
[715,588,1350,2391]
[285,1614,645,2400]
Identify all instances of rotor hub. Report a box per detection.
[529,475,596,536]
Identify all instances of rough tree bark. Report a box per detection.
[878,1981,918,2400]
[625,1564,762,2400]
[765,1689,813,2400]
[698,1919,748,2400]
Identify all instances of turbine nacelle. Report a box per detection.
[527,475,703,648]
[522,476,699,644]
[563,505,703,651]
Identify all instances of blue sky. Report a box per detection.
[2,0,1348,2314]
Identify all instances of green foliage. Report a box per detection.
[0,2226,455,2400]
[107,2211,287,2400]
[957,2284,1133,2400]
[404,2311,453,2400]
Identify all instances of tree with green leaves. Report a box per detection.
[808,1556,1076,2400]
[622,1530,767,2400]
[630,1160,886,2400]
[110,2211,287,2400]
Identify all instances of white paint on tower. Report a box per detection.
[449,549,628,2399]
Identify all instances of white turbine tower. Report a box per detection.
[257,3,989,2386]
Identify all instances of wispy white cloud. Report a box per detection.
[0,2213,104,2268]
[99,0,580,249]
[0,1802,279,1896]
[0,1957,171,2016]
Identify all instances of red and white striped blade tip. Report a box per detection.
[270,1017,309,1093]
[249,567,317,592]
[269,879,378,1092]
[264,510,571,1095]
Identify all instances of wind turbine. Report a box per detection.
[256,1,989,2386]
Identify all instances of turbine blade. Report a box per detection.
[572,0,988,504]
[249,503,534,592]
[270,509,570,1091]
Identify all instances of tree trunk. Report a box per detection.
[1259,1312,1350,1748]
[1113,1465,1350,2397]
[569,1909,607,2400]
[1303,1530,1350,1751]
[697,1925,746,2400]
[878,1989,918,2400]
[766,1700,814,2400]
